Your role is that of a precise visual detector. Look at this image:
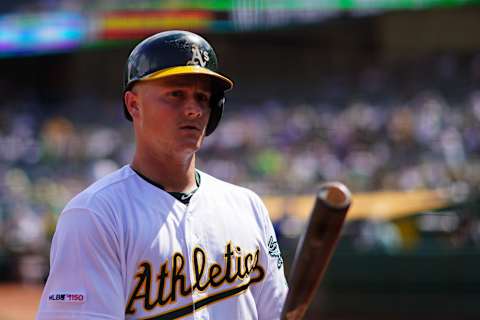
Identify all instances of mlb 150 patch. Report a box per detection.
[48,293,86,303]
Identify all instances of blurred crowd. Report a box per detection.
[203,54,480,194]
[1,53,480,281]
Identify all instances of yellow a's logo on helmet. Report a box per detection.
[187,44,210,67]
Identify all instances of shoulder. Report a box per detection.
[50,168,136,253]
[198,170,266,210]
[64,165,136,215]
[199,170,261,198]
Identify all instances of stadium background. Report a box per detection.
[0,1,480,319]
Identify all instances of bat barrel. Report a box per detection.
[281,182,351,320]
[317,182,351,210]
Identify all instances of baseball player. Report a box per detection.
[36,30,288,320]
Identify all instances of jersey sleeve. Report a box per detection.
[36,207,124,320]
[251,194,289,320]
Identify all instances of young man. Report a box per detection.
[36,30,288,320]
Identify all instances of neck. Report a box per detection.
[131,148,197,193]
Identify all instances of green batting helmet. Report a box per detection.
[123,30,233,136]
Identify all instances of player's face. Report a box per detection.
[126,74,212,157]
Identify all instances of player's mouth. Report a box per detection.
[179,124,202,132]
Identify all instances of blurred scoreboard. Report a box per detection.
[0,0,478,56]
[0,12,87,57]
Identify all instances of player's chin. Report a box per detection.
[178,134,205,152]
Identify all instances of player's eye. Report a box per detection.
[196,93,210,104]
[169,90,184,98]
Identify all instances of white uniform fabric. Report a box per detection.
[36,165,288,320]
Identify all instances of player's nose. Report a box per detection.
[183,98,203,119]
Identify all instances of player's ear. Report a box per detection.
[124,90,140,120]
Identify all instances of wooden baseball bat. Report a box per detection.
[280,182,352,320]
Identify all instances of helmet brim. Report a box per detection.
[141,65,233,92]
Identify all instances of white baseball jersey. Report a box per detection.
[36,165,288,320]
